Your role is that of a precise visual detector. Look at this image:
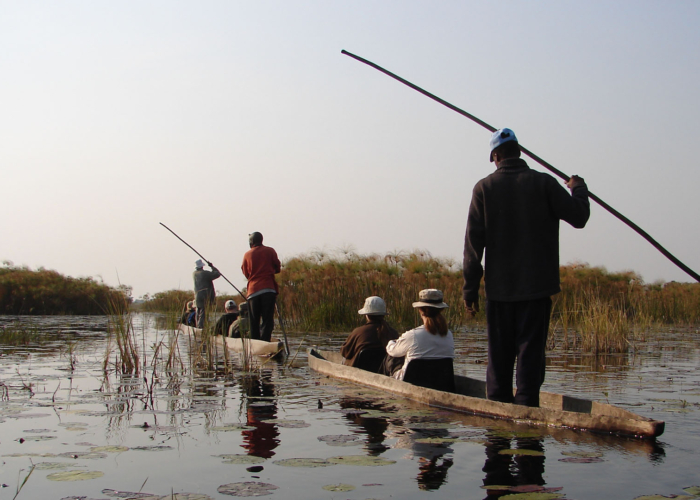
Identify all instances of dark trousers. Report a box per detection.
[248,292,277,342]
[195,307,206,328]
[486,297,552,407]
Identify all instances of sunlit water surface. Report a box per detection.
[0,315,698,500]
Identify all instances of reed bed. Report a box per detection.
[0,262,131,315]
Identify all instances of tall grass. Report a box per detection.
[277,249,466,332]
[0,261,131,315]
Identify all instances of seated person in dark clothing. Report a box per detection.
[214,300,239,337]
[229,302,249,339]
[180,301,197,326]
[341,296,398,371]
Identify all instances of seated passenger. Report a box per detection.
[229,302,249,339]
[341,296,398,371]
[386,289,454,381]
[180,300,197,326]
[214,300,239,337]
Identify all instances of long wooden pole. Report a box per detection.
[341,50,700,283]
[159,222,248,297]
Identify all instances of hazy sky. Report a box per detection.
[2,1,699,299]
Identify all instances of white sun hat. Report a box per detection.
[358,296,387,315]
[225,300,238,311]
[195,259,204,269]
[412,289,449,309]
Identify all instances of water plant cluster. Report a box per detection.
[0,262,131,315]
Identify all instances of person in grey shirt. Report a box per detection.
[193,259,221,328]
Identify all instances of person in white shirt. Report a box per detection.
[386,289,454,381]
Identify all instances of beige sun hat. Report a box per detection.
[358,296,387,315]
[412,289,449,309]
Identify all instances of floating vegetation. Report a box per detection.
[19,434,57,441]
[265,419,310,428]
[327,455,396,466]
[317,434,363,446]
[214,454,266,465]
[132,445,173,451]
[272,458,335,468]
[89,445,129,453]
[34,462,86,470]
[405,422,455,430]
[217,482,279,497]
[414,437,458,444]
[46,470,104,481]
[322,483,355,492]
[58,451,109,460]
[210,423,255,432]
[498,449,546,457]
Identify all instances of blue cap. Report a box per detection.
[489,128,518,161]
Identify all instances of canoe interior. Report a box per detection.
[308,348,664,439]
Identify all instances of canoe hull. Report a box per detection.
[307,348,664,439]
[179,324,285,358]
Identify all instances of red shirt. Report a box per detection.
[241,245,281,296]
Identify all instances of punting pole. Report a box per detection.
[160,222,292,352]
[160,222,248,298]
[341,49,700,283]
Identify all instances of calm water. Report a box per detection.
[0,314,698,500]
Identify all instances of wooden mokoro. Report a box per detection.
[307,348,664,439]
[178,324,285,358]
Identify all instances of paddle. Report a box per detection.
[160,222,291,353]
[340,50,700,283]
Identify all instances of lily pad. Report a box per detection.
[414,437,458,444]
[218,481,279,497]
[328,455,396,466]
[317,435,363,446]
[102,489,158,498]
[23,428,54,433]
[19,435,57,441]
[47,470,104,481]
[633,496,695,500]
[322,484,355,492]
[497,449,545,457]
[210,424,255,431]
[405,422,455,430]
[89,445,129,453]
[35,462,86,470]
[132,445,173,451]
[266,419,310,428]
[683,487,700,496]
[273,458,335,468]
[58,451,108,460]
[215,454,266,465]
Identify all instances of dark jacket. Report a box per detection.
[193,267,221,308]
[214,312,239,337]
[341,319,398,366]
[463,158,590,302]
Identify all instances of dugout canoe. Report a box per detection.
[307,348,664,439]
[178,324,285,358]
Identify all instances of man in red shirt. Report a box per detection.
[241,232,281,342]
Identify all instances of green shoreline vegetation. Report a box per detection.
[2,252,699,353]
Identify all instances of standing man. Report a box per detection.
[193,259,221,328]
[462,128,590,407]
[241,232,281,342]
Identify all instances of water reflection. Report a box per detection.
[481,432,544,499]
[339,399,391,455]
[240,371,279,458]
